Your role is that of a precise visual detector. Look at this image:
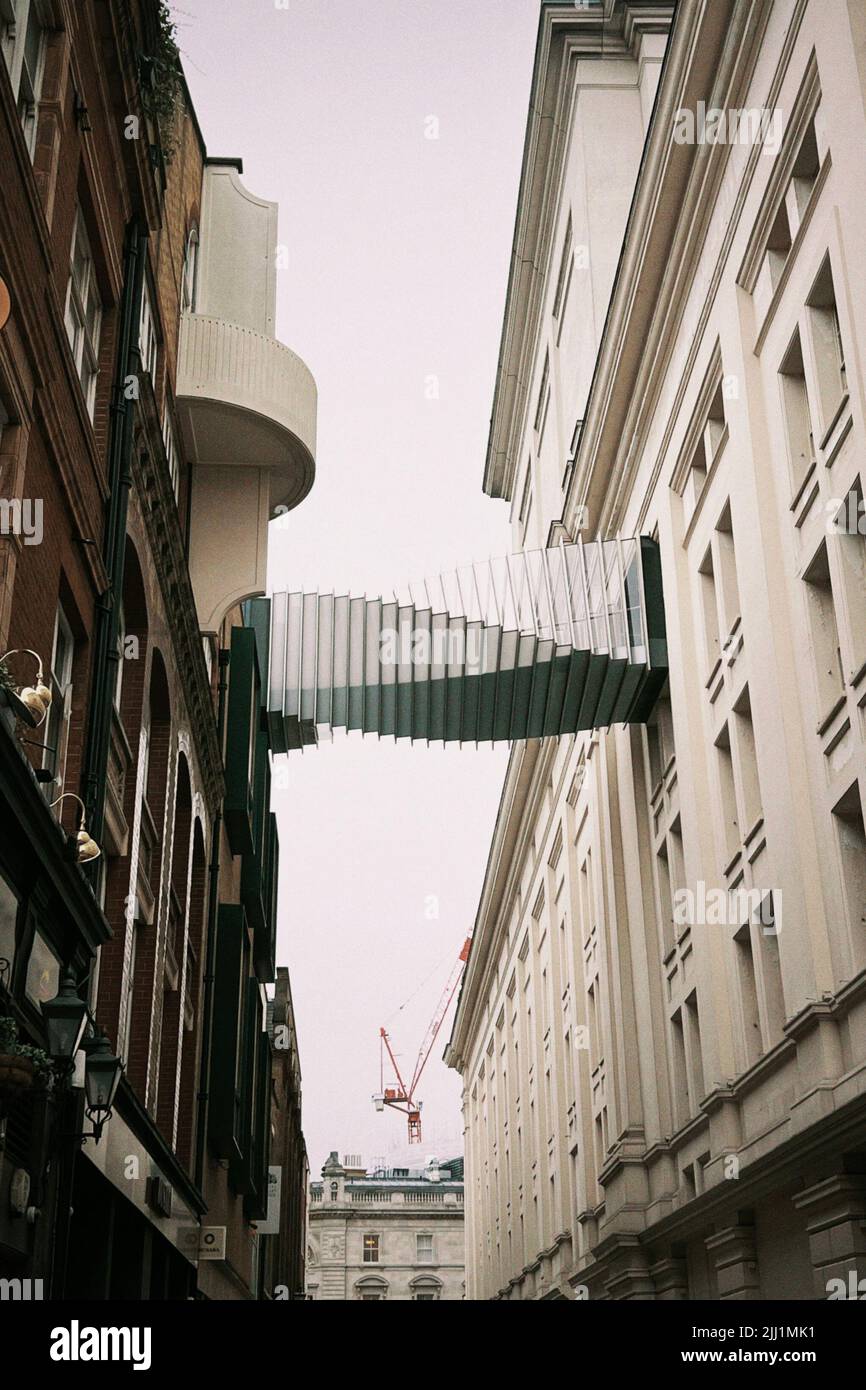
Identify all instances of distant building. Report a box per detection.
[307,1152,465,1300]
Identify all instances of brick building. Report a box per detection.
[0,0,314,1300]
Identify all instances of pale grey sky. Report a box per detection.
[178,0,541,1175]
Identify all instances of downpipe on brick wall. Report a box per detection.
[80,218,147,852]
[194,646,230,1194]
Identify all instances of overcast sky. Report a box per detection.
[178,0,540,1176]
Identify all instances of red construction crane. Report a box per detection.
[373,937,471,1143]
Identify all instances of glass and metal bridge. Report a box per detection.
[260,537,667,752]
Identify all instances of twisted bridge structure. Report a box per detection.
[260,537,667,752]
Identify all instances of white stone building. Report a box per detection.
[446,0,866,1300]
[306,1153,465,1300]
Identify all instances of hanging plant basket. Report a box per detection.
[0,1052,35,1096]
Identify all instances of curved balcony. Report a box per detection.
[176,312,317,512]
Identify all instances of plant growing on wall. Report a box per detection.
[140,1,184,163]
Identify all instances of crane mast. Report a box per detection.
[374,937,471,1143]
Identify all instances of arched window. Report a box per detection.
[354,1276,388,1302]
[410,1275,443,1302]
[329,1180,339,1202]
[182,226,199,312]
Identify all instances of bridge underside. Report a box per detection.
[261,538,668,752]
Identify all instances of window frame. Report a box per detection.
[64,208,103,419]
[1,0,48,159]
[43,602,74,796]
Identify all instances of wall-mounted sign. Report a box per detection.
[0,277,10,331]
[199,1226,227,1260]
[258,1166,282,1235]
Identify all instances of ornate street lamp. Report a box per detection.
[41,970,88,1065]
[82,1031,124,1143]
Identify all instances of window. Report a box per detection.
[119,911,139,1064]
[64,209,102,418]
[139,277,158,380]
[806,257,847,435]
[563,418,582,495]
[832,783,866,965]
[682,379,725,525]
[0,870,20,987]
[778,330,814,491]
[552,215,573,323]
[518,460,533,545]
[803,541,843,715]
[25,928,60,1007]
[534,352,550,448]
[162,407,180,498]
[363,1233,380,1263]
[182,227,199,312]
[416,1233,434,1263]
[44,604,74,795]
[1,0,47,159]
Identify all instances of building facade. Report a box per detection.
[307,1153,465,1300]
[0,0,313,1299]
[260,967,308,1300]
[447,0,866,1301]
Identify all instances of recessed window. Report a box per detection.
[162,406,180,499]
[44,603,74,797]
[802,540,843,715]
[182,227,199,312]
[363,1233,380,1263]
[1,0,47,159]
[778,329,814,492]
[64,209,103,419]
[806,256,847,435]
[0,870,20,987]
[139,277,159,381]
[416,1232,434,1263]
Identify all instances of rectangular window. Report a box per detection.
[552,215,573,322]
[778,330,815,492]
[363,1233,380,1264]
[416,1233,434,1263]
[715,722,740,864]
[64,209,102,419]
[670,1009,689,1128]
[139,277,159,381]
[44,604,74,796]
[162,407,180,499]
[803,540,843,715]
[683,381,725,522]
[807,256,847,436]
[733,920,762,1068]
[714,503,741,640]
[732,686,762,832]
[1,0,46,159]
[832,783,866,965]
[0,870,20,988]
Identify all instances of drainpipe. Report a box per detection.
[50,221,145,1299]
[80,218,147,847]
[195,646,230,1192]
